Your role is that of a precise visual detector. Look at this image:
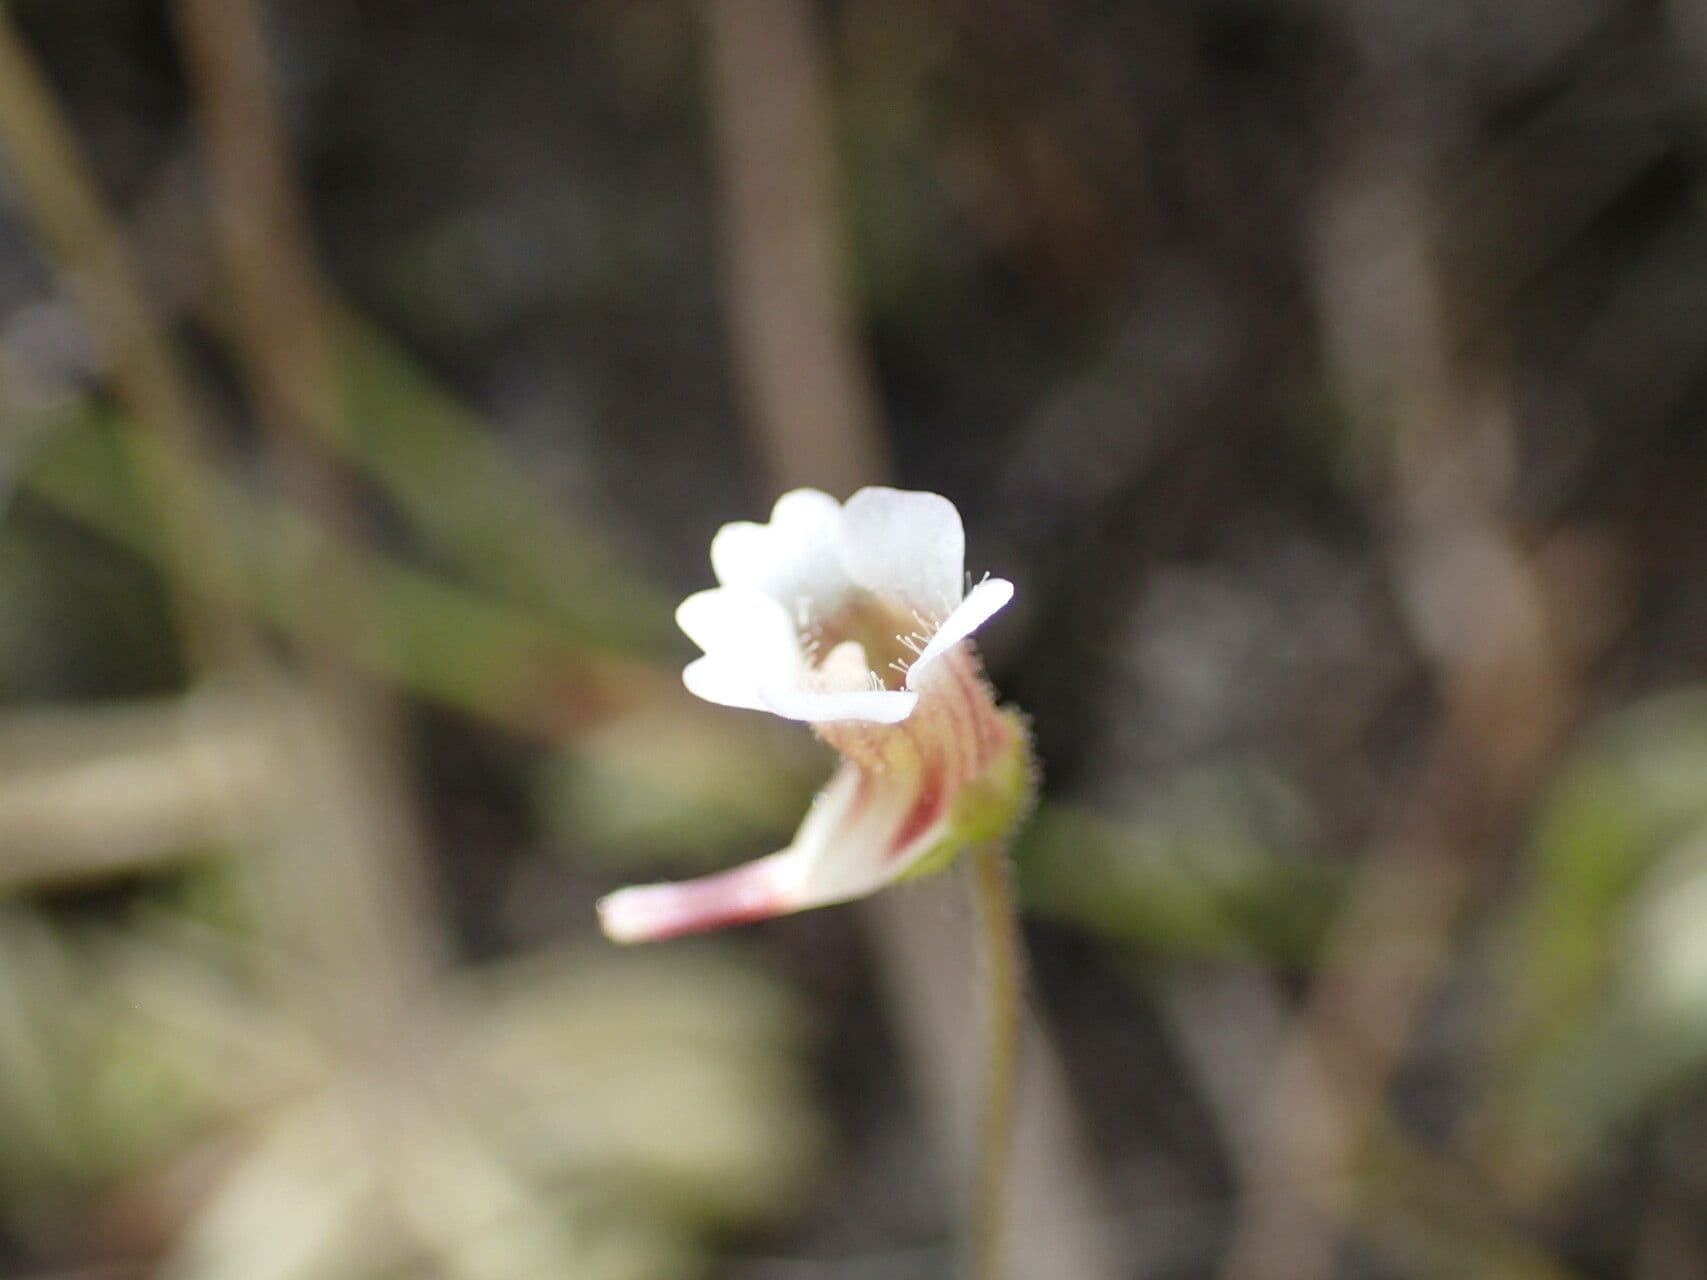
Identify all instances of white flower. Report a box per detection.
[598,487,1030,943]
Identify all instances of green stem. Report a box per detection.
[970,843,1023,1280]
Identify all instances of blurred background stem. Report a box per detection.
[0,1,250,672]
[170,0,447,1065]
[701,0,886,491]
[1218,127,1631,1280]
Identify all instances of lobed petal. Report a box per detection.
[682,655,770,713]
[676,587,807,711]
[676,587,802,664]
[710,488,853,612]
[838,487,965,618]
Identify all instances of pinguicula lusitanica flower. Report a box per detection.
[598,486,1033,943]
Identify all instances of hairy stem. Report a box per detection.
[970,843,1023,1280]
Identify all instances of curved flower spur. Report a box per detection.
[598,487,1033,943]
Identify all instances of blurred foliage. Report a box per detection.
[0,906,822,1280]
[1480,691,1707,1204]
[1019,766,1338,963]
[329,312,674,654]
[541,707,825,867]
[0,697,264,891]
[18,396,658,734]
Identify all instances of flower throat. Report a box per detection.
[805,594,925,691]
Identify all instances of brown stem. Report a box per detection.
[700,0,887,487]
[1218,131,1624,1280]
[169,0,446,1061]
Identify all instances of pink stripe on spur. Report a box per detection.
[886,762,945,861]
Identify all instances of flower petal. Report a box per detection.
[677,588,808,712]
[676,587,802,665]
[759,684,918,724]
[682,655,769,712]
[905,577,1014,689]
[710,488,853,611]
[838,487,965,618]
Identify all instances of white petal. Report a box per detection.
[675,587,802,666]
[838,487,965,617]
[682,655,770,712]
[759,684,918,725]
[710,488,853,611]
[905,577,1014,689]
[677,588,807,713]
